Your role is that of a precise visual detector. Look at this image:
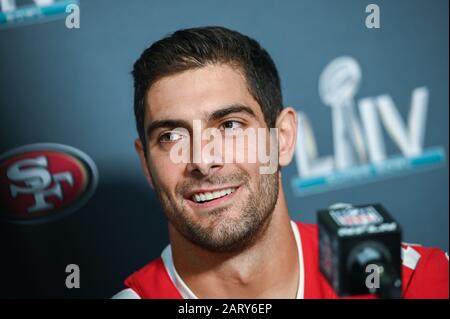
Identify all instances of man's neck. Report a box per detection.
[169,191,299,298]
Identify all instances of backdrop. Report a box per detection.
[0,0,448,298]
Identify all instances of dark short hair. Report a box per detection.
[132,26,283,154]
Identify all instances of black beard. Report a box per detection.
[155,170,279,253]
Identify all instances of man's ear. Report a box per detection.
[134,138,154,189]
[275,107,297,167]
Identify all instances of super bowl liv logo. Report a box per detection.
[292,56,446,196]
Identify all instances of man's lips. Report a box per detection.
[184,185,241,209]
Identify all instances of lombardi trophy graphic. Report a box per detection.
[319,56,367,170]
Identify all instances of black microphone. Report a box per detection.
[318,203,402,298]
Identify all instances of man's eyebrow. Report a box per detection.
[145,104,256,138]
[146,119,189,139]
[208,104,256,122]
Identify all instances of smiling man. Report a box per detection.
[113,26,448,299]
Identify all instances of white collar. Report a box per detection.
[161,220,305,299]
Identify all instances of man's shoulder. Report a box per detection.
[114,255,182,299]
[400,243,449,298]
[124,256,165,288]
[293,221,317,232]
[293,221,321,257]
[292,221,318,243]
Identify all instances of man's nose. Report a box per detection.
[186,160,223,177]
[186,138,224,177]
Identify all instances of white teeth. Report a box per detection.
[191,187,236,203]
[205,193,213,201]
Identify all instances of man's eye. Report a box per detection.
[159,131,185,143]
[221,120,242,131]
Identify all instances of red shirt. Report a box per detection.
[119,222,448,299]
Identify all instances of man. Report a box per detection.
[113,26,448,299]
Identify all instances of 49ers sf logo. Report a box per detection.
[0,143,98,223]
